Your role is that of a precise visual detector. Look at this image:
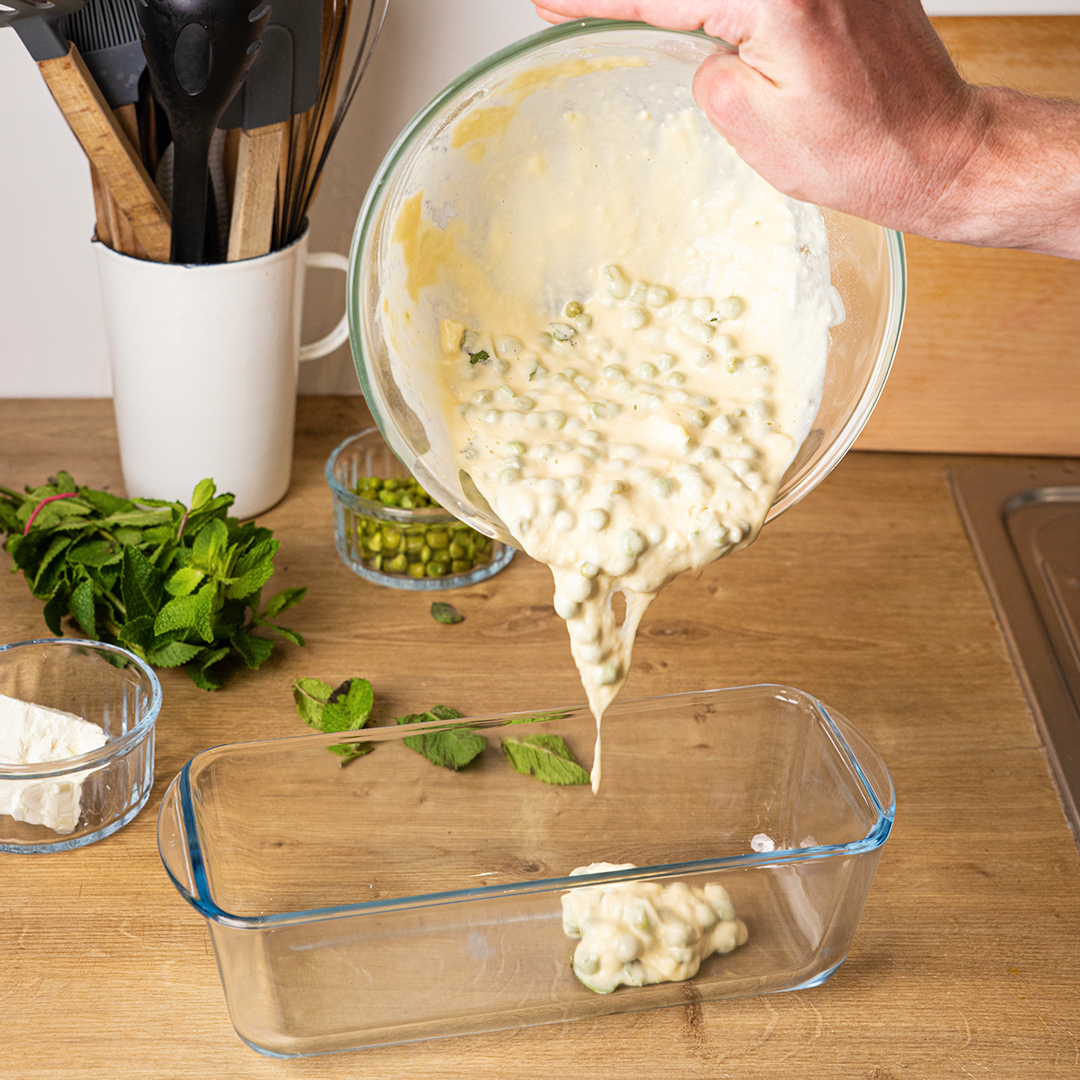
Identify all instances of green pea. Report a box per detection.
[407,562,426,579]
[386,553,408,573]
[427,530,450,550]
[426,561,447,577]
[451,559,473,574]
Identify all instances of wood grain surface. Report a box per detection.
[854,16,1080,457]
[1,397,1077,1079]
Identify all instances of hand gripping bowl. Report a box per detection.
[346,19,905,545]
[157,685,894,1056]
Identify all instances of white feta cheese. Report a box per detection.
[0,693,107,834]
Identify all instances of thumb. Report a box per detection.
[691,48,769,146]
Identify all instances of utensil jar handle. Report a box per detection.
[299,252,350,361]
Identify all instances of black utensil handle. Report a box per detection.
[170,125,213,264]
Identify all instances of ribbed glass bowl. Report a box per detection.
[346,18,905,545]
[326,428,515,590]
[158,683,894,1056]
[0,638,161,853]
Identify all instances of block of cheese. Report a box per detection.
[0,693,107,834]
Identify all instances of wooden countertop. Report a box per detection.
[1,397,1078,1079]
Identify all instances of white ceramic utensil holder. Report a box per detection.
[94,227,348,518]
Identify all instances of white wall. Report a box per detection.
[0,1,1076,397]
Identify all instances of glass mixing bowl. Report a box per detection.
[347,19,905,545]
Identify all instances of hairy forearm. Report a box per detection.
[925,87,1080,259]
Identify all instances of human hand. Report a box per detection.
[532,1,976,239]
[532,1,1080,258]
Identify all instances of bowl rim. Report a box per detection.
[0,637,162,779]
[346,17,907,532]
[158,683,895,929]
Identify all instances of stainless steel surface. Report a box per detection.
[950,459,1080,844]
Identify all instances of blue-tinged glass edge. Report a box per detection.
[167,684,895,930]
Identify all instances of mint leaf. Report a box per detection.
[262,587,306,619]
[192,581,216,642]
[146,639,204,668]
[430,601,464,625]
[501,733,590,785]
[165,566,205,596]
[42,592,66,636]
[185,645,231,691]
[292,677,334,727]
[255,619,305,647]
[230,630,274,670]
[225,538,279,599]
[69,576,97,640]
[78,489,130,517]
[190,517,229,575]
[154,593,201,635]
[117,615,156,651]
[97,508,173,529]
[397,706,487,770]
[31,535,72,596]
[67,538,123,568]
[505,710,572,726]
[189,478,216,512]
[121,544,164,623]
[429,704,464,722]
[292,677,374,763]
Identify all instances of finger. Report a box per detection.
[533,2,751,37]
[691,49,772,132]
[691,51,798,186]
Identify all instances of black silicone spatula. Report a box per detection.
[60,0,145,108]
[218,0,321,131]
[134,0,271,264]
[215,0,324,261]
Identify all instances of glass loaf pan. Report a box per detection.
[157,685,895,1057]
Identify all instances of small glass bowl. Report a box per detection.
[0,638,161,853]
[326,428,515,590]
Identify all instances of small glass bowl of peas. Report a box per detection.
[326,428,515,590]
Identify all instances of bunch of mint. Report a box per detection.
[0,472,305,690]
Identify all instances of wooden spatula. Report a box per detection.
[3,0,171,261]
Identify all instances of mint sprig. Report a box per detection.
[501,733,590,785]
[293,677,374,763]
[0,473,305,690]
[397,704,488,770]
